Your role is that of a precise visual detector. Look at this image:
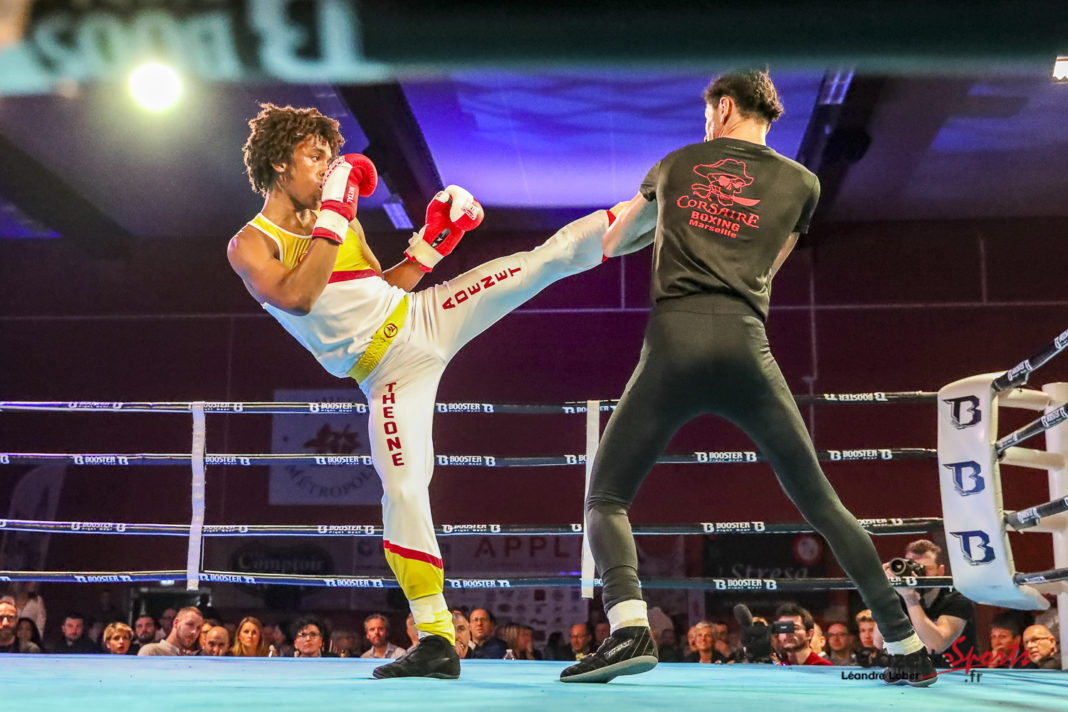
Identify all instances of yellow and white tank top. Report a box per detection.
[248,213,408,378]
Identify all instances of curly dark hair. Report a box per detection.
[243,103,344,196]
[703,70,783,124]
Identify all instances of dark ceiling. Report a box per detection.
[0,3,1065,249]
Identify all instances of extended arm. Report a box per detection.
[871,590,967,654]
[353,229,426,292]
[602,193,657,257]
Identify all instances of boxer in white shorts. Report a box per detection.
[228,103,616,678]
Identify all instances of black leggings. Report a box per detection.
[585,296,914,643]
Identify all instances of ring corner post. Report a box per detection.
[186,402,207,592]
[581,400,599,600]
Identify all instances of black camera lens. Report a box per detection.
[888,557,925,578]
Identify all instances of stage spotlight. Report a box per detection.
[1054,56,1068,81]
[129,62,182,112]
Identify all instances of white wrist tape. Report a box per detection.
[313,210,350,242]
[405,229,444,269]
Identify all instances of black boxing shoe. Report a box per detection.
[881,649,938,687]
[372,634,460,679]
[560,626,658,683]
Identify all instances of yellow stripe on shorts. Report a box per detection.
[348,295,409,383]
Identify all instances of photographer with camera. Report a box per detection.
[875,539,977,667]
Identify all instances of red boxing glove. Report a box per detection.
[312,154,378,245]
[405,185,484,272]
[601,202,623,262]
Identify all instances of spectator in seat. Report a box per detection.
[360,613,406,659]
[774,603,832,666]
[103,622,133,655]
[0,599,41,654]
[987,612,1028,668]
[1023,624,1060,669]
[292,616,337,658]
[453,611,473,659]
[330,629,358,658]
[138,607,203,656]
[825,622,856,665]
[499,623,540,660]
[683,622,726,664]
[568,622,593,660]
[200,626,231,656]
[469,608,508,659]
[15,617,43,652]
[231,616,270,657]
[49,612,96,654]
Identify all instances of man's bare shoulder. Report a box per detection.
[228,222,276,266]
[231,221,268,248]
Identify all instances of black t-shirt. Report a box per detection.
[920,588,978,668]
[640,137,819,320]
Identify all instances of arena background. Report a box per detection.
[0,0,1066,647]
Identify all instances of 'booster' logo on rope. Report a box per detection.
[204,574,257,584]
[1042,408,1067,428]
[0,455,8,465]
[695,451,758,463]
[945,461,985,496]
[826,449,892,461]
[204,402,244,412]
[316,525,376,534]
[712,578,776,591]
[944,395,982,429]
[71,455,130,465]
[206,456,252,466]
[436,403,495,413]
[324,578,385,588]
[858,518,905,527]
[446,579,512,588]
[1014,507,1041,526]
[441,524,501,534]
[309,401,361,413]
[314,455,373,466]
[67,402,123,410]
[701,522,766,533]
[951,530,996,565]
[1005,361,1032,384]
[824,393,889,402]
[73,575,133,583]
[436,455,497,466]
[1019,573,1049,584]
[1056,330,1068,349]
[70,522,127,532]
[205,525,250,534]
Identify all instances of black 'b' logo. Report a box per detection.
[944,395,981,429]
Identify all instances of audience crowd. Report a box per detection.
[0,593,1060,669]
[0,541,1061,669]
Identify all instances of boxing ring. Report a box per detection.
[3,654,1067,712]
[2,330,1068,708]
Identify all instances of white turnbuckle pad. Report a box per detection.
[937,374,1047,609]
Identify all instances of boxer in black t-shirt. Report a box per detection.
[561,70,935,687]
